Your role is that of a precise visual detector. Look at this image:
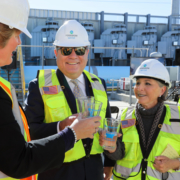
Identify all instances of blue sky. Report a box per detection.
[29,0,171,16]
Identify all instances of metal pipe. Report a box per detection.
[168,15,172,31]
[140,49,142,57]
[91,47,149,50]
[132,46,134,57]
[146,48,149,57]
[42,45,44,69]
[146,14,151,26]
[100,11,104,35]
[136,16,139,23]
[19,45,53,48]
[19,45,149,51]
[88,46,91,72]
[101,54,103,66]
[124,13,128,31]
[112,79,114,93]
[129,80,132,106]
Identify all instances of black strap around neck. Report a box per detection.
[56,69,95,157]
[136,106,166,158]
[56,69,77,114]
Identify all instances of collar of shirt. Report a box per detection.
[64,74,86,96]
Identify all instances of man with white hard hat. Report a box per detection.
[25,20,116,180]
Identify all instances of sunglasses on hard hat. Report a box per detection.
[56,46,88,56]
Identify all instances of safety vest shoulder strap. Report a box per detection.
[121,106,135,120]
[38,69,57,87]
[38,69,62,96]
[0,77,13,107]
[83,70,101,83]
[165,104,180,119]
[83,70,105,92]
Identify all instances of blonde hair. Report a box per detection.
[0,23,20,48]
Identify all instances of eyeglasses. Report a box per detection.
[56,46,88,56]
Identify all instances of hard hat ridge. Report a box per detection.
[133,59,171,88]
[53,20,90,47]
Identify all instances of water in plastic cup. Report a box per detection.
[77,96,102,119]
[103,118,120,150]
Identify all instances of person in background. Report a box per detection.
[0,0,100,180]
[100,59,180,180]
[25,20,114,180]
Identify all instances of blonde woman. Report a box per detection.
[0,1,100,179]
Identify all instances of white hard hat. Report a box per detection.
[133,59,171,88]
[0,0,32,38]
[53,20,90,47]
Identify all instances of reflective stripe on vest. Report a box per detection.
[38,69,108,162]
[113,105,180,180]
[0,77,36,180]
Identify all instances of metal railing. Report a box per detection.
[19,45,55,69]
[109,79,134,106]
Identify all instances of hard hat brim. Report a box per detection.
[132,74,171,88]
[21,27,32,38]
[0,20,32,38]
[53,41,90,47]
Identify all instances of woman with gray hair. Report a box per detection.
[100,59,180,180]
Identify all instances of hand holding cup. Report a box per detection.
[100,118,121,153]
[99,130,121,153]
[70,116,101,140]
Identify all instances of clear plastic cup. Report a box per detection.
[102,118,120,150]
[77,96,102,119]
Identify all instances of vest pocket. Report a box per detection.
[122,133,139,161]
[156,136,180,158]
[45,97,69,123]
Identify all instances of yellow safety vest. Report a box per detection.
[38,69,108,162]
[0,77,36,180]
[113,105,180,180]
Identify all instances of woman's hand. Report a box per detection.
[70,116,101,140]
[99,130,121,153]
[153,156,180,173]
[103,167,114,180]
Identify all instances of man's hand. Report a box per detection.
[153,156,180,173]
[59,114,78,131]
[103,167,113,180]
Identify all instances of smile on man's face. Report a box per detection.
[54,48,89,79]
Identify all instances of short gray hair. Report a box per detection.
[156,80,168,102]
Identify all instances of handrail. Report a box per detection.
[17,46,26,99]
